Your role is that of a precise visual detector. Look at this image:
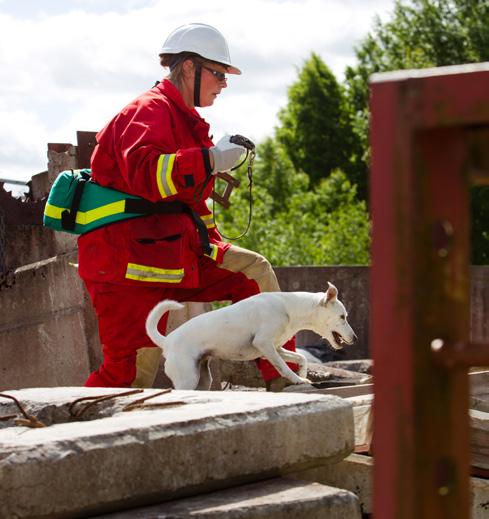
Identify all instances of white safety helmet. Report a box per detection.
[160,23,241,75]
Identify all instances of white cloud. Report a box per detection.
[0,0,395,181]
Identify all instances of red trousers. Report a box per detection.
[84,247,296,387]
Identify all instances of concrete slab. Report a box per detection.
[0,253,100,390]
[472,476,489,519]
[292,453,373,515]
[293,453,489,518]
[288,385,489,465]
[347,394,374,450]
[471,370,489,398]
[470,409,489,470]
[93,478,361,519]
[0,387,354,518]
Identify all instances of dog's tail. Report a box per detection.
[145,300,185,350]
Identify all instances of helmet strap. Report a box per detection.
[193,63,202,107]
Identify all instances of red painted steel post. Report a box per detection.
[370,64,489,519]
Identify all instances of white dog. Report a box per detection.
[145,282,357,390]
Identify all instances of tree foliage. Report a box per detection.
[214,140,370,266]
[344,0,489,263]
[218,1,489,266]
[276,53,355,186]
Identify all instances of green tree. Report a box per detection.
[344,0,489,263]
[213,149,370,266]
[276,53,355,186]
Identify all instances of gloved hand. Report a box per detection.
[210,135,246,174]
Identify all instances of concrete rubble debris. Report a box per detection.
[220,360,373,390]
[283,371,489,467]
[292,453,373,516]
[306,363,372,386]
[93,478,361,519]
[0,387,354,518]
[470,409,489,470]
[291,453,489,518]
[323,359,373,375]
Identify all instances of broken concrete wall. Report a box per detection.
[3,223,76,271]
[1,144,79,272]
[0,252,100,390]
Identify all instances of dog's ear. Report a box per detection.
[324,282,338,304]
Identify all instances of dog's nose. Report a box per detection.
[352,332,358,344]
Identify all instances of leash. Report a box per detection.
[212,134,256,241]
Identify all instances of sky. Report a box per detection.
[0,0,396,184]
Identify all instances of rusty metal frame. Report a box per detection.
[370,63,489,518]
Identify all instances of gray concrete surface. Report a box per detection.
[472,476,489,519]
[0,387,354,518]
[292,453,374,515]
[93,478,361,519]
[0,252,100,390]
[292,453,489,518]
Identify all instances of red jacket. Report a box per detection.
[78,79,230,287]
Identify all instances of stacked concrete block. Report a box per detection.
[0,387,356,518]
[292,453,373,515]
[94,478,361,518]
[293,452,489,518]
[0,252,100,390]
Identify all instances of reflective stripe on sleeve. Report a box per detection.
[200,212,215,229]
[204,244,219,261]
[125,263,184,283]
[156,154,177,199]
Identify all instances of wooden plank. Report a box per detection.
[470,409,489,470]
[349,399,489,471]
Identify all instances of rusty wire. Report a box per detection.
[68,389,144,418]
[121,388,186,411]
[0,393,46,428]
[1,388,186,427]
[0,414,18,421]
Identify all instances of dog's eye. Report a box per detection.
[341,315,346,320]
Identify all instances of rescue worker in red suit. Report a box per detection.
[78,23,297,391]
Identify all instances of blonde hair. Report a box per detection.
[160,52,199,89]
[160,52,229,88]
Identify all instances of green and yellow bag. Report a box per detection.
[42,170,212,255]
[43,169,148,234]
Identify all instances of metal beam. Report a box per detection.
[370,63,489,519]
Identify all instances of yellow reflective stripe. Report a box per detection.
[44,200,127,225]
[44,202,64,219]
[200,213,215,229]
[125,263,184,283]
[205,244,218,261]
[156,154,177,199]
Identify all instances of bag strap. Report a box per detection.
[61,174,88,231]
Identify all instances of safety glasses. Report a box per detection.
[201,64,227,82]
